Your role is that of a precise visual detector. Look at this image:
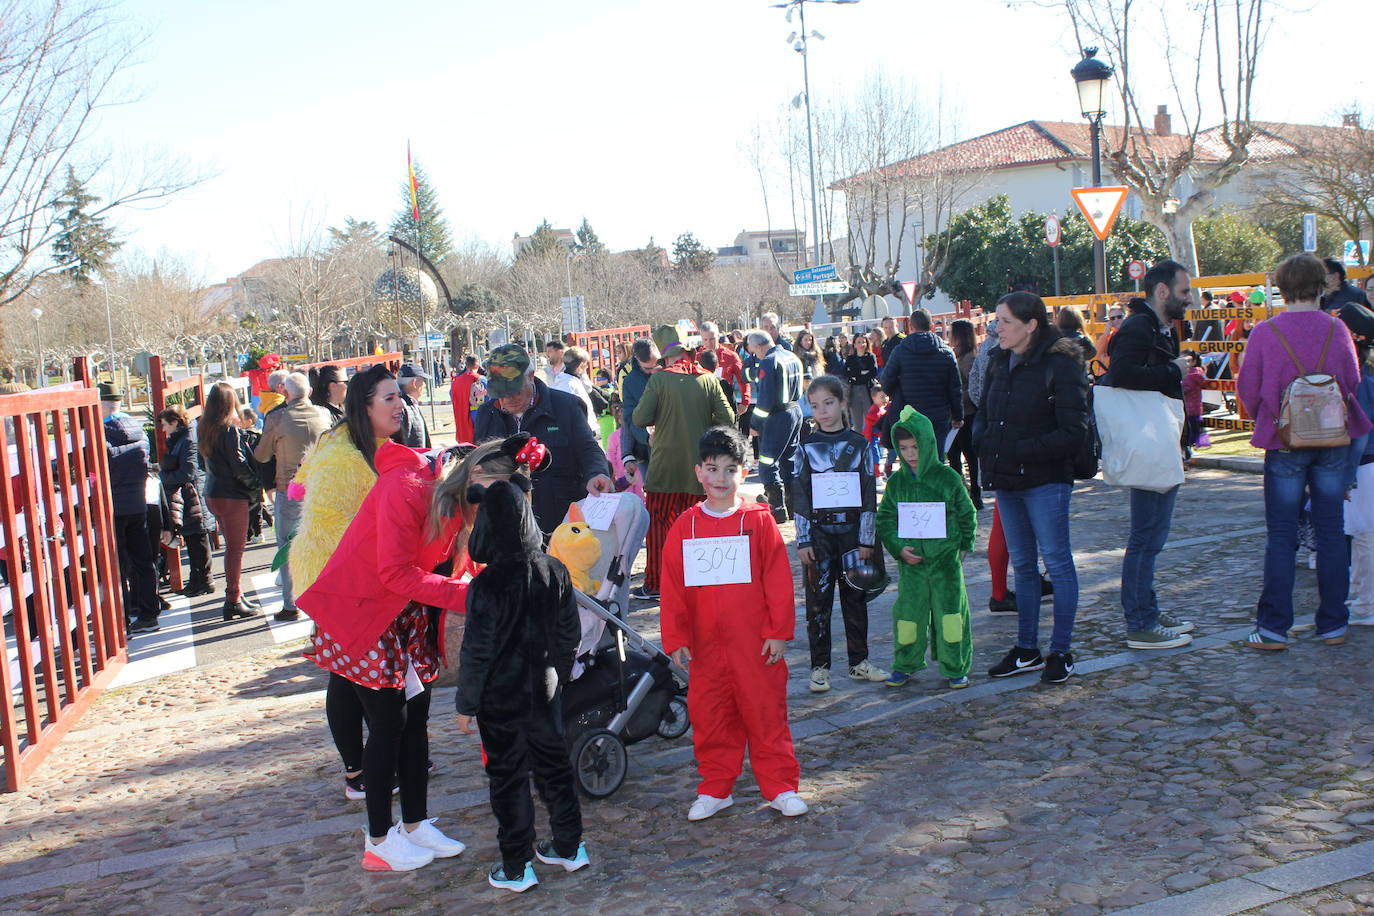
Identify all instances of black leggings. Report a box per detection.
[947,412,980,501]
[353,681,432,838]
[326,673,365,773]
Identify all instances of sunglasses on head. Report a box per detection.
[1109,314,1125,320]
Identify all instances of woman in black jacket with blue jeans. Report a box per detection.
[977,292,1089,684]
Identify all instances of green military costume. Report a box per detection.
[875,406,977,678]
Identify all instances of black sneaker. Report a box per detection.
[630,586,659,601]
[128,615,160,634]
[1041,651,1075,684]
[1040,575,1054,599]
[988,646,1044,678]
[988,592,1017,614]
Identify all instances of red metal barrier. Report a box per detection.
[573,327,651,377]
[0,378,126,791]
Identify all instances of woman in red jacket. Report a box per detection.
[297,433,536,872]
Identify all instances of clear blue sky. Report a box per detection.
[96,0,1369,282]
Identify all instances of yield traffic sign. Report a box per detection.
[1071,186,1130,241]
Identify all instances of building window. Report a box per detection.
[758,241,768,250]
[772,238,798,252]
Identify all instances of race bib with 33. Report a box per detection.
[682,535,751,587]
[811,471,860,510]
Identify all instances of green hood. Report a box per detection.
[892,405,939,479]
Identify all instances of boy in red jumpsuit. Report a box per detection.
[659,425,807,821]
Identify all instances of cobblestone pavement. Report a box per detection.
[6,469,1374,915]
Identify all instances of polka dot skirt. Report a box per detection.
[307,603,439,688]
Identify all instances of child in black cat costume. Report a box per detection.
[455,476,587,893]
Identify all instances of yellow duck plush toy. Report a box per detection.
[547,502,602,594]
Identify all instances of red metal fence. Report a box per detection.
[0,378,126,791]
[573,327,651,376]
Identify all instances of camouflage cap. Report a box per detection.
[482,344,532,398]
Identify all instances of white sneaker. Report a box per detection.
[361,825,435,872]
[769,790,809,817]
[402,818,466,858]
[1349,613,1374,626]
[687,794,734,821]
[848,659,889,682]
[808,667,831,693]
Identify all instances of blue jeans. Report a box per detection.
[274,490,304,610]
[758,406,800,489]
[1257,448,1350,641]
[995,483,1078,654]
[1121,485,1180,632]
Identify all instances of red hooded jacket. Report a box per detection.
[297,440,473,661]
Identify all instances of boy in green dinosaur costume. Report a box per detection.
[876,406,977,688]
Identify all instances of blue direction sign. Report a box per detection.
[793,264,838,284]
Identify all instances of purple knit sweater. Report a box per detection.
[1237,309,1372,450]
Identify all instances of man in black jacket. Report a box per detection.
[473,344,614,533]
[879,315,905,365]
[100,383,159,633]
[396,363,432,449]
[1101,259,1195,650]
[879,308,963,460]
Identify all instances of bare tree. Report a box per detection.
[751,74,976,313]
[0,1,203,306]
[1055,0,1268,272]
[1256,110,1374,265]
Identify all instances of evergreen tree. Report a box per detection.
[51,165,122,284]
[671,231,714,277]
[519,220,568,260]
[574,217,605,256]
[1192,211,1282,277]
[327,217,382,250]
[635,236,669,280]
[390,161,454,264]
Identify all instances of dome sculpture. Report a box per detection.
[373,265,438,311]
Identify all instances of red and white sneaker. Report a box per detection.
[361,825,434,872]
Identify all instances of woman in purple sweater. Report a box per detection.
[1237,253,1373,650]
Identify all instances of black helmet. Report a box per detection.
[842,549,889,602]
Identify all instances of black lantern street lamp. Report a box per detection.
[1072,47,1114,296]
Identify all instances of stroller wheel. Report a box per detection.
[571,728,627,799]
[656,695,691,740]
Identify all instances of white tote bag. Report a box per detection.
[1093,386,1185,493]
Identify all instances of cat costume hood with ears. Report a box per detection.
[466,476,541,563]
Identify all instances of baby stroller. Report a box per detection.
[563,589,689,799]
[549,492,687,798]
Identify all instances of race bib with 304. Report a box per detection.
[682,535,751,587]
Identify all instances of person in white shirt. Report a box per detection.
[550,345,598,434]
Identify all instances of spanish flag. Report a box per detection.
[407,142,419,222]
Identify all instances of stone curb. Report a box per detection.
[1190,454,1263,474]
[0,621,1283,903]
[1111,839,1374,915]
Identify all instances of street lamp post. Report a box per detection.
[1071,47,1114,297]
[774,0,858,321]
[31,307,43,387]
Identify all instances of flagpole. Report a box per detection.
[409,143,438,431]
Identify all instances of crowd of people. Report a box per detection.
[89,251,1374,892]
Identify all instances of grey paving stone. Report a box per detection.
[1246,840,1374,893]
[98,839,237,877]
[1110,877,1284,915]
[0,862,98,901]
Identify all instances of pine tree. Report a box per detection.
[574,217,605,256]
[672,231,714,276]
[390,161,454,264]
[518,220,568,260]
[51,165,122,284]
[327,217,382,249]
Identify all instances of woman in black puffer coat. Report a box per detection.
[977,291,1089,685]
[157,407,215,597]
